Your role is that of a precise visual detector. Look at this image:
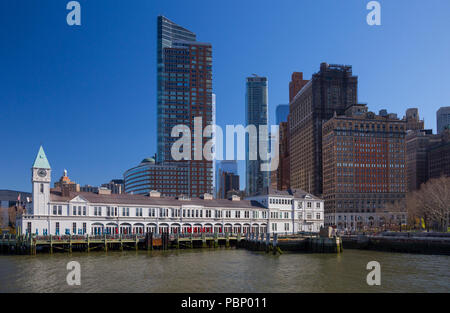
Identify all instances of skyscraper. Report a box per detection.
[437,106,450,134]
[215,160,238,198]
[289,63,358,196]
[275,104,289,125]
[157,16,196,163]
[156,16,213,197]
[322,105,407,229]
[245,75,269,196]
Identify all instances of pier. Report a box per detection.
[0,232,343,255]
[0,233,245,254]
[342,232,450,255]
[241,233,343,254]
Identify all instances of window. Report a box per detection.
[83,206,86,216]
[316,202,321,208]
[82,223,86,234]
[284,223,289,231]
[27,222,32,234]
[58,205,62,215]
[72,223,76,234]
[53,205,57,215]
[73,206,76,215]
[107,207,111,216]
[235,211,240,218]
[271,223,277,231]
[316,213,321,220]
[307,202,312,208]
[40,184,44,193]
[55,222,60,235]
[244,211,250,218]
[78,206,81,215]
[136,208,142,217]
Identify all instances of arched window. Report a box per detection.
[40,183,44,193]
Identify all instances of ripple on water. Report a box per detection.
[0,249,448,293]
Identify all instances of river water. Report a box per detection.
[0,248,448,292]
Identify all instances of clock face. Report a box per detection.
[38,169,47,177]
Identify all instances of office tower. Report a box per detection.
[437,106,450,134]
[212,93,216,196]
[322,105,407,229]
[275,104,289,125]
[406,129,441,191]
[276,121,290,190]
[428,129,450,179]
[218,171,240,199]
[245,75,269,196]
[101,179,124,194]
[289,63,358,196]
[157,16,196,163]
[403,108,424,131]
[289,72,309,103]
[216,160,238,197]
[124,157,189,196]
[156,16,213,197]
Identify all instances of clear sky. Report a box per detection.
[1,0,450,192]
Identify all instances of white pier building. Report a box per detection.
[17,147,324,236]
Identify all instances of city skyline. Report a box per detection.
[2,0,450,192]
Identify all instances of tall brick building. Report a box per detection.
[289,63,358,196]
[271,121,290,191]
[406,129,441,191]
[428,129,450,180]
[322,105,407,229]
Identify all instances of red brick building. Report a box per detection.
[322,105,407,230]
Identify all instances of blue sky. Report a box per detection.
[1,0,450,192]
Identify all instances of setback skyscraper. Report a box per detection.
[289,63,358,196]
[245,75,269,196]
[437,106,450,134]
[156,16,213,197]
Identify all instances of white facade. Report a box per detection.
[17,148,325,236]
[246,190,324,233]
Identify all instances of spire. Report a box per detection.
[32,146,51,169]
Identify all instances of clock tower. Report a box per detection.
[32,146,51,216]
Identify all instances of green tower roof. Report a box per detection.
[32,146,51,169]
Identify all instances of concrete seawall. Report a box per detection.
[342,233,450,255]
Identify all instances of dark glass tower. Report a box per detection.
[156,16,213,197]
[157,16,196,163]
[245,76,269,196]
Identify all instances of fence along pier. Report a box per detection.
[0,231,342,255]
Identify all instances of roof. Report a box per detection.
[49,191,266,209]
[250,187,321,200]
[32,146,51,169]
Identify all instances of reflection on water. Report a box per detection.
[0,249,448,292]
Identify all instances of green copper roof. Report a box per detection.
[32,146,51,169]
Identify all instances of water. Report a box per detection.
[0,249,448,292]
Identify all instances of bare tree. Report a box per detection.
[408,176,450,231]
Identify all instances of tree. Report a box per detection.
[407,176,450,232]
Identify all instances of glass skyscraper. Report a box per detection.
[275,104,289,125]
[437,106,450,134]
[245,76,269,196]
[156,16,213,197]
